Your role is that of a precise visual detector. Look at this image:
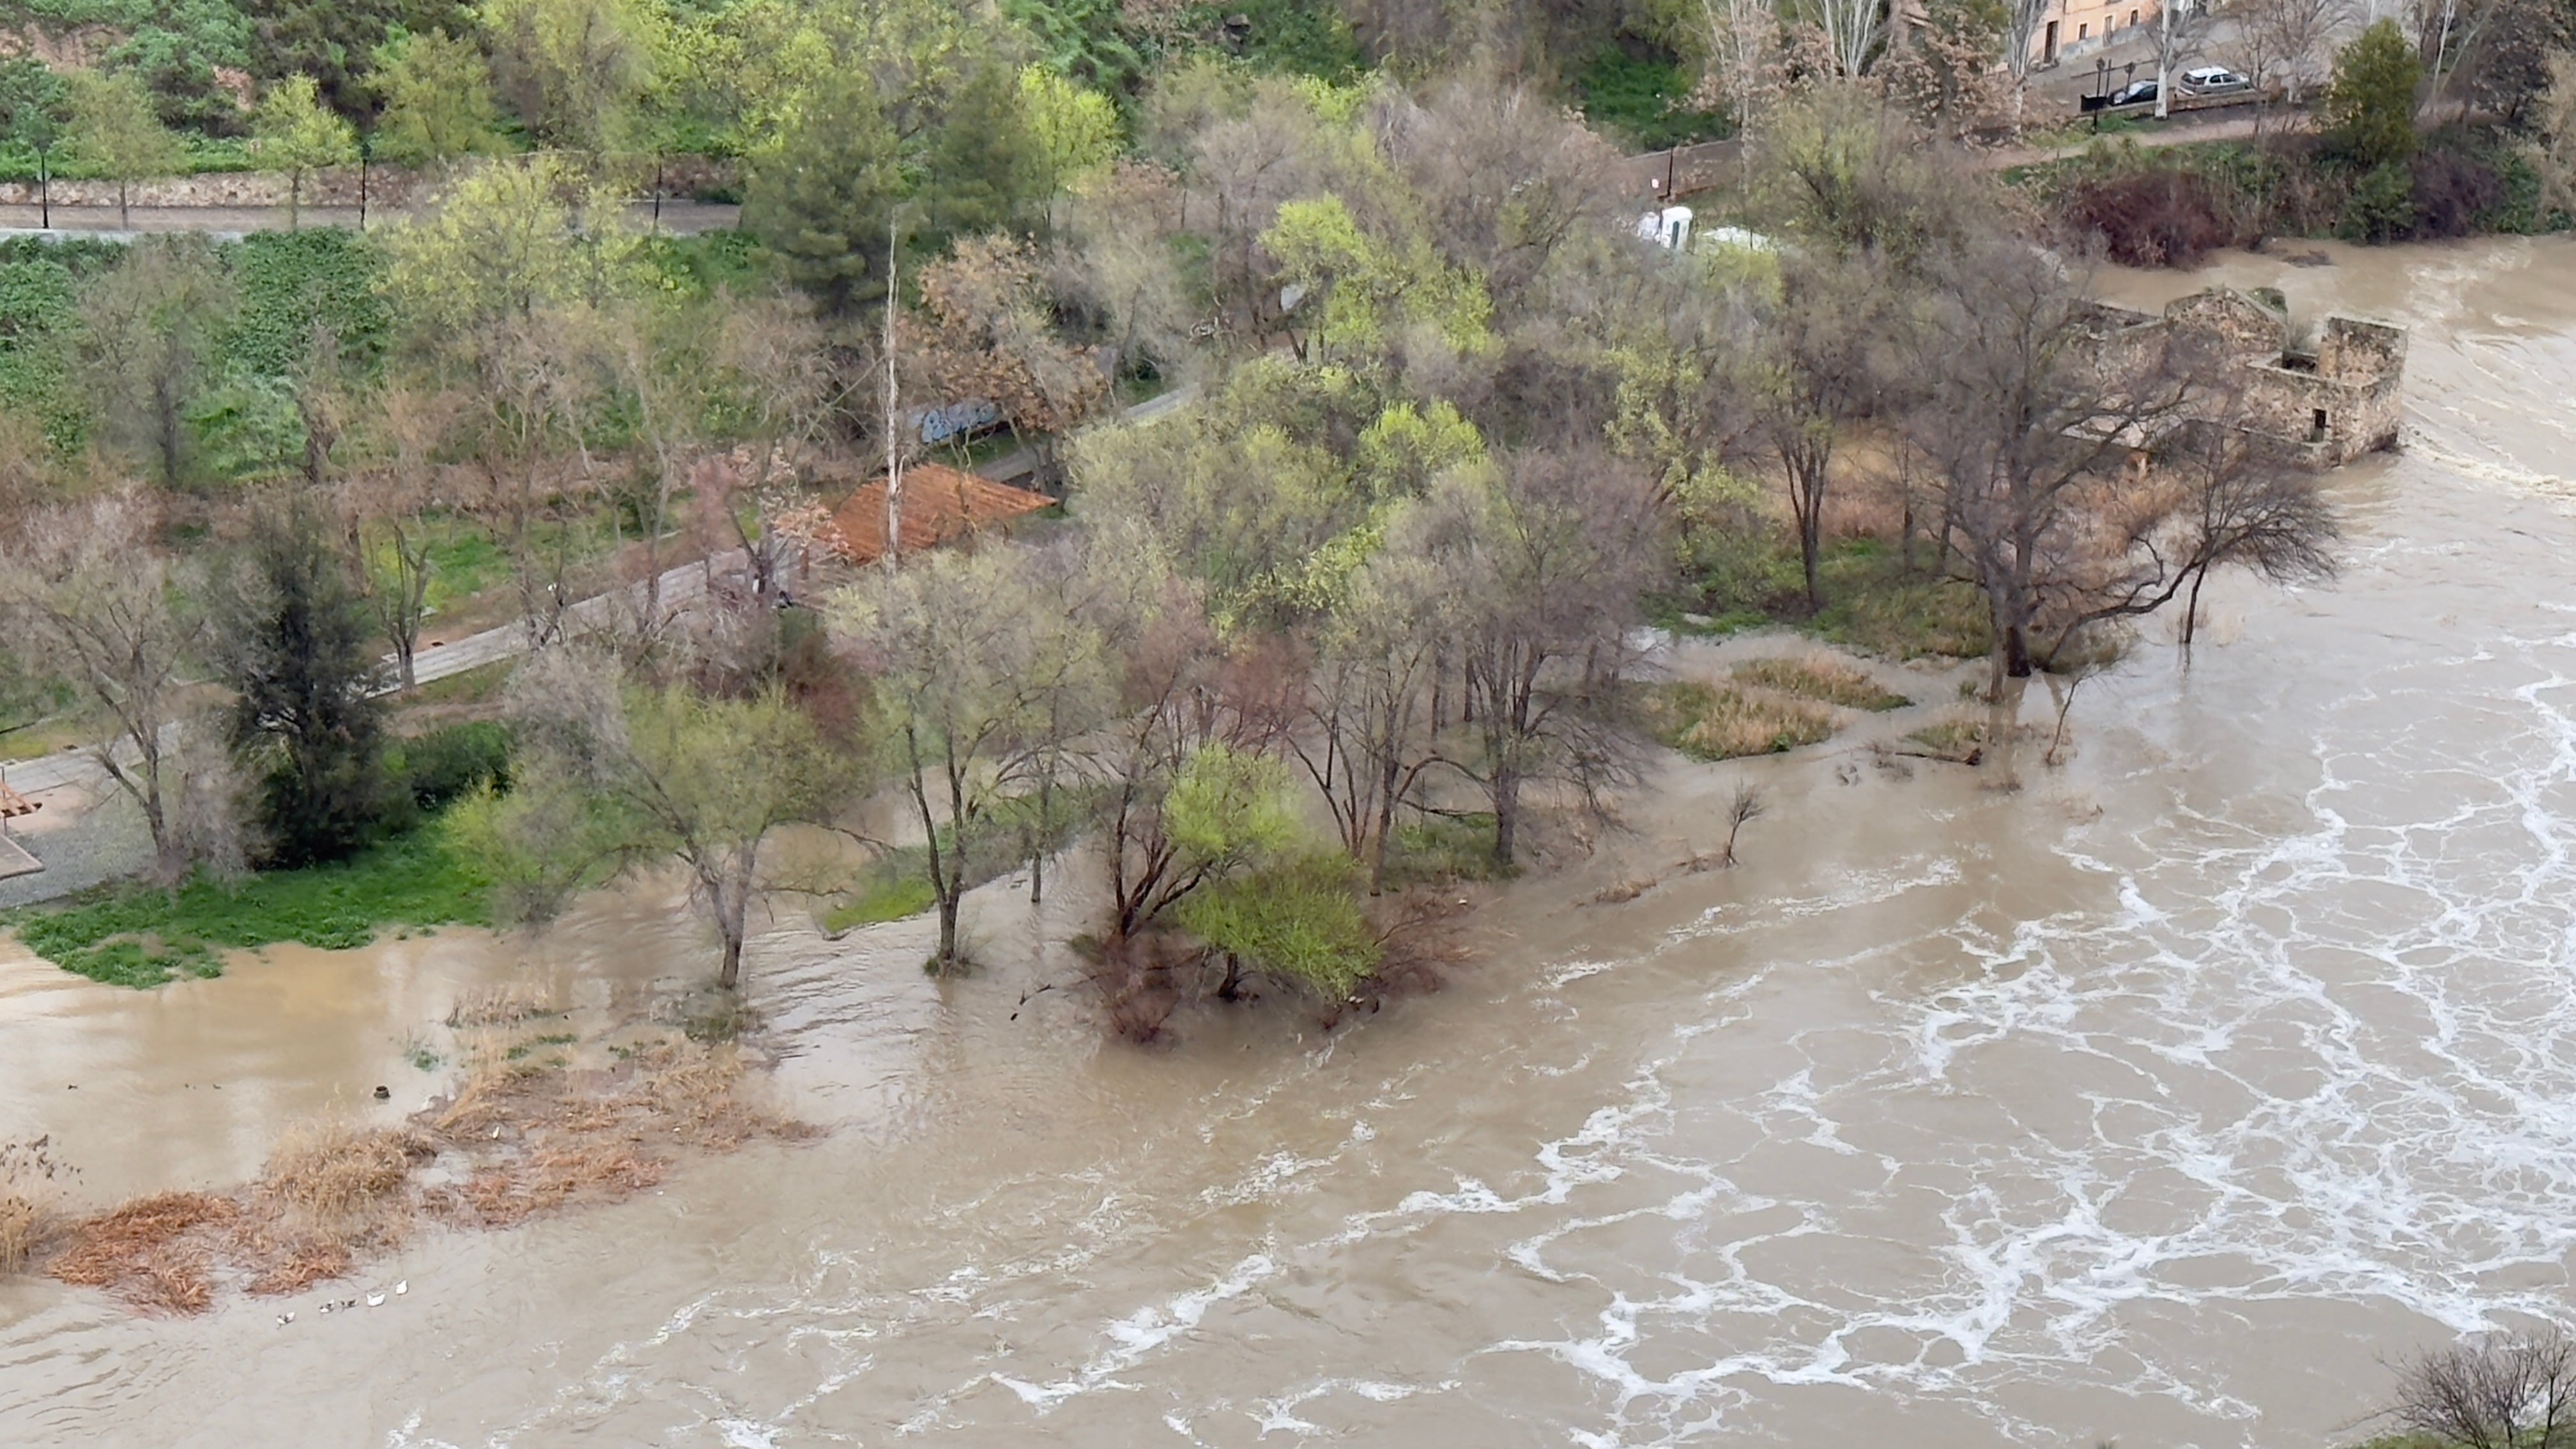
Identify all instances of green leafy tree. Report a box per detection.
[371,29,502,166]
[1018,65,1120,193]
[2325,19,2423,169]
[379,155,642,338]
[1000,0,1143,92]
[211,500,394,868]
[742,70,903,316]
[65,70,188,229]
[252,75,358,230]
[0,56,67,156]
[477,650,860,990]
[920,60,1046,245]
[241,0,473,119]
[1176,852,1380,1002]
[482,0,659,152]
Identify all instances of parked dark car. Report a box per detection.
[2108,79,2160,106]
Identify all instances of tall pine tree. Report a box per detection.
[743,70,903,316]
[214,502,392,866]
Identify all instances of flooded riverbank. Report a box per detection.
[4,236,2576,1447]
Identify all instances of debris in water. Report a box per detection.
[275,1312,294,1326]
[372,1085,391,1101]
[367,1291,386,1307]
[393,1280,407,1296]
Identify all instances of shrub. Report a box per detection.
[2340,159,2418,241]
[2061,166,2240,266]
[2410,148,2504,238]
[395,721,512,811]
[1176,851,1381,1000]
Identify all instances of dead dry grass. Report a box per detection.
[1731,656,1910,712]
[1643,680,1836,761]
[41,1035,806,1315]
[0,1137,70,1275]
[445,979,563,1029]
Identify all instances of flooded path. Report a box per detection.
[5,238,2576,1447]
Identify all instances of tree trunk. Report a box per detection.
[717,915,745,991]
[1491,765,1521,867]
[936,892,962,969]
[2004,620,2033,678]
[2182,566,2208,652]
[289,171,301,232]
[118,180,129,231]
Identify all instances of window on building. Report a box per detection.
[2128,9,2139,22]
[2078,22,2089,38]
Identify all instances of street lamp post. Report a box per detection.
[35,143,47,231]
[357,134,371,230]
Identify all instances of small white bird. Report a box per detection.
[276,1312,295,1326]
[393,1280,408,1296]
[318,1303,334,1315]
[367,1291,387,1307]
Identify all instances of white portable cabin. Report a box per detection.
[1636,205,1693,250]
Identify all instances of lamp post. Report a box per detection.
[35,142,47,230]
[356,133,371,230]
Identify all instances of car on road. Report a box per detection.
[2108,79,2159,106]
[2179,65,2250,94]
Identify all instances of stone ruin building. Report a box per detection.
[2077,288,2407,468]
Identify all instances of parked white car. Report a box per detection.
[2179,65,2250,94]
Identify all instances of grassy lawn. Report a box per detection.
[1674,535,1993,662]
[8,816,492,988]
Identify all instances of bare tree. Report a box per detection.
[2237,0,2349,109]
[73,237,240,489]
[2143,0,2222,118]
[1423,448,1669,866]
[2382,1328,2576,1449]
[1793,0,1892,76]
[341,382,466,693]
[1292,515,1455,891]
[698,295,841,608]
[1720,782,1765,865]
[2038,415,2340,659]
[1905,240,2201,693]
[0,492,210,880]
[464,309,606,648]
[1734,253,1894,614]
[834,542,1106,972]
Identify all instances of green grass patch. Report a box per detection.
[822,855,939,932]
[1573,45,1732,151]
[8,813,493,988]
[1379,813,1512,887]
[1906,717,1988,760]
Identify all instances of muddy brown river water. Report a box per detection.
[4,238,2576,1447]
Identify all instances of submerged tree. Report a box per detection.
[484,648,857,990]
[834,544,1104,973]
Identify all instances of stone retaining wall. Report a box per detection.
[0,155,740,211]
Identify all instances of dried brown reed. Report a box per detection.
[1731,655,1910,712]
[42,1034,804,1315]
[1644,681,1836,762]
[445,979,561,1029]
[49,1192,238,1312]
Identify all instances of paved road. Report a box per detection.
[0,198,741,241]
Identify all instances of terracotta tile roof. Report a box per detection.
[826,463,1054,566]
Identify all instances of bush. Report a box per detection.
[394,721,512,811]
[2339,159,2417,241]
[1575,45,1733,151]
[1176,851,1381,1000]
[2410,148,2504,238]
[2061,166,2241,266]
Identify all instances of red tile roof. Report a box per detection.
[826,464,1054,566]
